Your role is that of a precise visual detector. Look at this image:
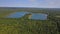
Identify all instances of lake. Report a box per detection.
[6,12,29,18]
[31,13,48,20]
[6,12,48,20]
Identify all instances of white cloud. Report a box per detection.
[28,0,36,2]
[36,0,60,8]
[0,0,60,8]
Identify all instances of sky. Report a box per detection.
[0,0,60,8]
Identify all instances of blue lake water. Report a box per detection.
[6,12,48,20]
[31,13,47,20]
[6,12,29,18]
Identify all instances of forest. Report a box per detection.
[0,7,60,34]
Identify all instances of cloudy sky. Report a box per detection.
[0,0,60,8]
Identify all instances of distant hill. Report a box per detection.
[0,7,60,15]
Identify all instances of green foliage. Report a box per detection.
[0,8,60,34]
[0,16,59,34]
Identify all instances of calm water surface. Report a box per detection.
[31,13,47,20]
[6,12,29,18]
[6,12,48,20]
